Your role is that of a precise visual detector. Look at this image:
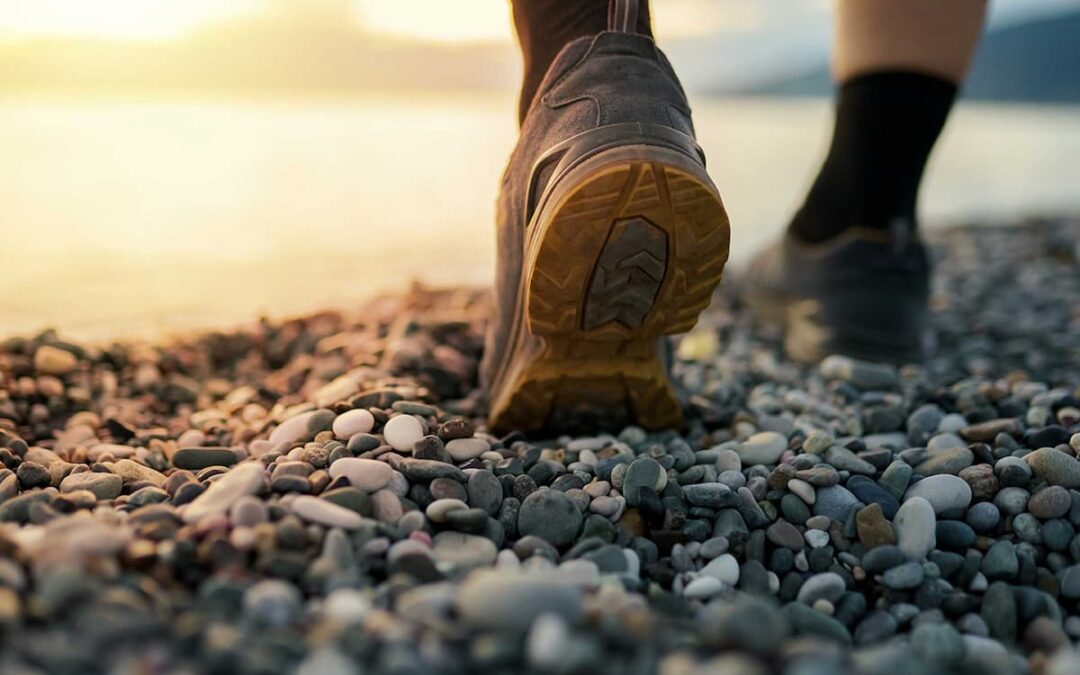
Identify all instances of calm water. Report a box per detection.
[3,94,1079,341]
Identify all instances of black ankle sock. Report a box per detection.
[789,71,958,243]
[512,0,653,124]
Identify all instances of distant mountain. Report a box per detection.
[737,10,1080,103]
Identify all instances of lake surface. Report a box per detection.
[3,94,1079,341]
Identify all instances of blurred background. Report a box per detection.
[3,0,1079,341]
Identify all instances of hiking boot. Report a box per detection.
[482,0,730,434]
[743,222,931,364]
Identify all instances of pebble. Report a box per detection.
[383,415,424,452]
[518,489,582,547]
[1027,485,1072,519]
[172,447,237,470]
[812,485,862,521]
[904,475,972,514]
[329,409,372,439]
[796,572,845,605]
[737,432,787,466]
[1025,448,1080,488]
[269,409,334,447]
[58,472,122,500]
[445,438,490,462]
[894,497,936,560]
[290,495,364,529]
[456,571,583,631]
[182,462,265,523]
[327,458,393,492]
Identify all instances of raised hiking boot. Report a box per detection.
[742,221,931,364]
[481,0,730,435]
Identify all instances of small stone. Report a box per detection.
[981,540,1018,581]
[183,462,266,523]
[333,409,375,439]
[172,447,237,470]
[269,409,334,447]
[623,457,665,506]
[856,503,895,549]
[426,498,468,523]
[16,462,51,489]
[456,570,583,632]
[327,458,393,492]
[981,581,1017,642]
[244,580,301,627]
[700,554,740,585]
[894,497,936,560]
[59,472,122,500]
[904,475,972,514]
[802,430,834,455]
[812,486,862,521]
[916,447,974,476]
[383,415,425,453]
[290,495,364,529]
[445,438,490,462]
[431,532,498,569]
[518,489,583,548]
[737,432,787,466]
[1024,448,1080,488]
[34,345,78,375]
[1027,485,1072,519]
[684,576,725,599]
[467,471,503,516]
[882,561,924,590]
[796,572,845,605]
[766,520,804,551]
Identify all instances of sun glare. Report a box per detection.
[353,0,512,44]
[0,0,259,41]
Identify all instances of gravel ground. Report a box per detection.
[0,217,1079,675]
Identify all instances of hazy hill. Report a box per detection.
[741,10,1080,103]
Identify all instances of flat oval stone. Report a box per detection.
[445,438,490,462]
[172,447,237,470]
[904,475,972,514]
[383,415,424,452]
[328,458,393,492]
[1028,485,1072,519]
[426,498,469,523]
[894,496,936,560]
[518,489,583,547]
[847,476,899,519]
[812,486,862,522]
[290,495,364,529]
[269,409,334,446]
[737,432,787,466]
[916,447,974,476]
[333,409,375,440]
[1025,448,1080,488]
[796,572,845,605]
[59,472,122,500]
[183,463,266,523]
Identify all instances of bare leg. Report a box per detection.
[835,0,988,84]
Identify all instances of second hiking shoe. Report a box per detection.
[482,1,730,434]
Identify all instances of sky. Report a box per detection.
[1,0,1078,45]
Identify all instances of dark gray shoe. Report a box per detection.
[482,1,730,434]
[743,222,931,364]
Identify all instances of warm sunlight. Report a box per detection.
[354,0,513,43]
[0,0,260,41]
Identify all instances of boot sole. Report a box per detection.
[488,145,730,434]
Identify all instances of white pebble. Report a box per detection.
[383,415,424,452]
[333,409,374,440]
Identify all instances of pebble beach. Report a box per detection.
[1,217,1079,675]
